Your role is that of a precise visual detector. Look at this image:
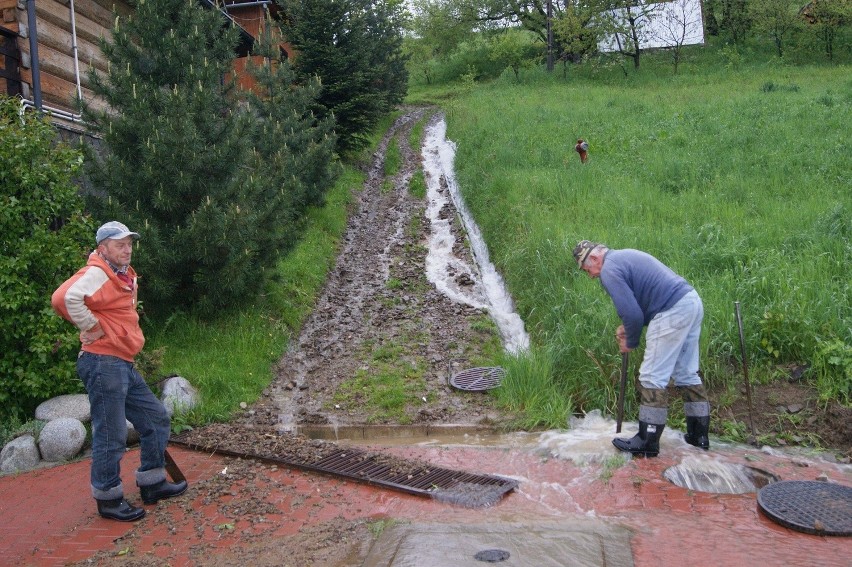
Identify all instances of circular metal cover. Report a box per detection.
[757,480,852,536]
[474,548,510,562]
[449,367,506,391]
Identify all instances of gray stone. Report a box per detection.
[1,435,41,473]
[38,418,87,462]
[35,394,91,423]
[161,376,199,417]
[126,421,140,444]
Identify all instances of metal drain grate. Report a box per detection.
[757,480,852,536]
[449,367,506,391]
[171,440,518,508]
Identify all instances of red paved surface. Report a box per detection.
[1,442,850,566]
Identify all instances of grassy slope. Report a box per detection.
[428,51,850,428]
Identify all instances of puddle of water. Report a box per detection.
[335,430,540,449]
[421,118,530,355]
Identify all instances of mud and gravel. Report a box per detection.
[231,107,511,433]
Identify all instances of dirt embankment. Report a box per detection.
[235,107,509,433]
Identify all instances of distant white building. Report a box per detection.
[598,0,705,53]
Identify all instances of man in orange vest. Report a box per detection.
[52,221,187,521]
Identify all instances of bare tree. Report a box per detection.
[598,0,662,70]
[653,0,705,72]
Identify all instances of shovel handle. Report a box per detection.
[164,448,186,483]
[616,352,628,433]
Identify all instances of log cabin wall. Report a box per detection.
[0,0,259,130]
[2,0,133,124]
[225,1,266,93]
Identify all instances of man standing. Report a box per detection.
[573,240,711,457]
[52,221,187,521]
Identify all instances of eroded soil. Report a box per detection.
[235,107,510,433]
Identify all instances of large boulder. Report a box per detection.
[0,435,41,473]
[35,394,91,423]
[161,376,199,417]
[38,418,87,462]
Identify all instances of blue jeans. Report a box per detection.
[77,353,171,499]
[638,290,704,390]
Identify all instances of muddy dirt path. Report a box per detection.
[238,108,509,432]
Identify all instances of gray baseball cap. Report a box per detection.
[96,221,141,244]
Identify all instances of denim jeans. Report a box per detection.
[638,289,704,391]
[77,353,171,499]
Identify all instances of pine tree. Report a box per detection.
[81,0,261,315]
[244,18,340,258]
[279,0,409,154]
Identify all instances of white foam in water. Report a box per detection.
[421,118,530,354]
[663,455,762,494]
[536,410,695,466]
[537,410,626,466]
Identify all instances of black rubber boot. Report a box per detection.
[139,479,188,505]
[96,498,146,522]
[684,416,710,450]
[612,421,665,457]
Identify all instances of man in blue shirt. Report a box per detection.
[573,240,711,457]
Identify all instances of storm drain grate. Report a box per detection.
[757,480,852,536]
[171,440,518,508]
[449,366,506,391]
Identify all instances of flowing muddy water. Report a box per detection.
[422,118,530,354]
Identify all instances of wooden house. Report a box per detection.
[0,0,271,133]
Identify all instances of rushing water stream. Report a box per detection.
[422,117,530,355]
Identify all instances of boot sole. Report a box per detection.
[99,509,146,522]
[612,439,659,457]
[142,483,188,505]
[684,435,710,450]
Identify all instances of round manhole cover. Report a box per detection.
[449,367,506,391]
[474,549,510,562]
[757,480,852,536]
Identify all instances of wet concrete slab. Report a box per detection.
[363,520,633,567]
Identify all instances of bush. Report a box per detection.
[0,96,94,422]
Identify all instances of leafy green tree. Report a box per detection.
[488,29,539,80]
[279,0,409,154]
[750,0,803,56]
[81,0,265,316]
[0,96,94,421]
[802,0,851,59]
[717,0,753,44]
[552,1,604,68]
[244,17,340,253]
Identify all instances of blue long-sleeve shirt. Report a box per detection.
[599,249,693,348]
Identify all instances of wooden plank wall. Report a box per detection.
[3,1,267,120]
[8,0,131,114]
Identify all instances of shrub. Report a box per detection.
[0,96,94,422]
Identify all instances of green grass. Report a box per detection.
[384,136,402,178]
[143,147,361,427]
[424,47,851,426]
[334,337,428,424]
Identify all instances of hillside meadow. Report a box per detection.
[419,51,850,428]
